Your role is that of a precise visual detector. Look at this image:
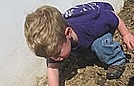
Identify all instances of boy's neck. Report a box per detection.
[70,28,78,48]
[70,28,78,42]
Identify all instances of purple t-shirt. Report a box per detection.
[64,2,119,51]
[47,2,119,63]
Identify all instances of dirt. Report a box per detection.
[37,0,134,86]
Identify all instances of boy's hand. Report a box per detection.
[122,33,134,51]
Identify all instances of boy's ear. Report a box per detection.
[65,27,72,38]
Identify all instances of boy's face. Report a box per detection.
[50,36,71,61]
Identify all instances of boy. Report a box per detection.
[24,2,134,86]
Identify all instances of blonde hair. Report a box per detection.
[24,6,68,58]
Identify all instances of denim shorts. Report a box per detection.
[91,33,126,66]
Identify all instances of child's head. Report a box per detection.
[24,5,69,59]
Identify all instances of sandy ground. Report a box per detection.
[37,0,134,86]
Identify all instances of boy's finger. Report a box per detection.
[132,50,134,54]
[130,42,134,54]
[123,44,126,48]
[130,41,134,49]
[127,43,132,51]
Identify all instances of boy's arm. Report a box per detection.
[115,13,134,50]
[47,63,59,86]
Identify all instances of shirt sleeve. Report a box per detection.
[46,58,62,66]
[107,11,119,29]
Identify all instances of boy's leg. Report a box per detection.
[91,33,126,79]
